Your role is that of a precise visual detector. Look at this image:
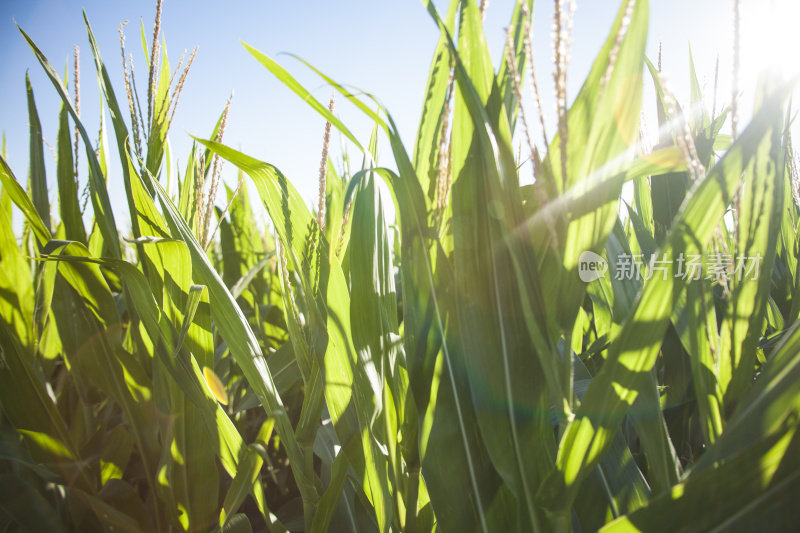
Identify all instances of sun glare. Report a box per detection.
[741,0,800,82]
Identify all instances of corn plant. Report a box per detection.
[2,0,800,532]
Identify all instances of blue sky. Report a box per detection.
[0,0,750,232]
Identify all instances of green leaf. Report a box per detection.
[125,156,271,523]
[350,171,405,526]
[25,72,50,232]
[18,25,121,258]
[222,513,254,533]
[0,473,67,533]
[719,79,787,409]
[141,157,320,522]
[219,419,275,527]
[55,70,85,242]
[548,0,648,341]
[601,426,800,532]
[538,74,792,516]
[195,138,392,532]
[83,12,145,248]
[427,1,557,527]
[242,43,364,153]
[310,435,358,533]
[99,426,133,486]
[0,155,50,246]
[412,0,458,202]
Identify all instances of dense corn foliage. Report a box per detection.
[2,0,800,531]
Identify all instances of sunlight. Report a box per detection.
[741,0,800,82]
